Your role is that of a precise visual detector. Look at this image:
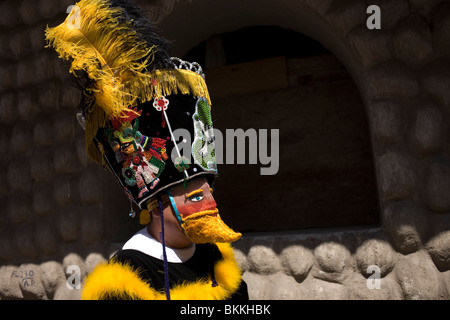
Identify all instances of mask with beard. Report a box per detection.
[167,178,241,244]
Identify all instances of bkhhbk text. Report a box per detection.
[180,304,271,317]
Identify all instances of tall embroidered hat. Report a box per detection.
[45,0,218,213]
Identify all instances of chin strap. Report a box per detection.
[158,195,171,300]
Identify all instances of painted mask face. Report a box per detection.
[168,178,241,244]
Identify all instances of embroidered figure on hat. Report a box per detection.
[105,107,168,199]
[192,97,217,172]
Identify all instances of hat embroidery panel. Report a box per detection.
[102,107,168,200]
[95,92,219,209]
[192,97,217,173]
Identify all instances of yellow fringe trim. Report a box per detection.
[85,68,211,163]
[81,242,242,300]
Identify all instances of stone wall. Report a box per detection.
[150,0,450,299]
[0,0,449,300]
[0,0,133,299]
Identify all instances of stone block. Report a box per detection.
[80,205,103,245]
[395,250,448,299]
[410,104,444,155]
[346,28,391,70]
[383,201,429,254]
[369,100,403,144]
[9,30,32,60]
[62,253,88,281]
[8,195,31,225]
[425,159,450,213]
[0,64,17,91]
[30,153,54,182]
[431,3,450,55]
[0,231,15,262]
[368,60,419,99]
[324,1,367,37]
[444,270,450,299]
[0,92,17,124]
[7,161,32,194]
[53,145,81,174]
[32,182,53,216]
[39,82,60,113]
[426,230,450,271]
[241,271,271,300]
[0,266,24,299]
[10,124,32,156]
[35,219,59,256]
[76,138,90,167]
[299,277,349,300]
[58,205,80,243]
[367,0,410,30]
[247,244,282,275]
[14,224,39,260]
[33,118,54,147]
[40,261,66,300]
[34,53,53,82]
[346,272,403,300]
[29,23,47,52]
[78,166,103,204]
[16,60,36,87]
[39,0,63,19]
[325,0,366,36]
[267,272,302,300]
[53,178,77,207]
[61,85,82,108]
[85,253,107,274]
[17,91,40,123]
[410,0,443,17]
[232,248,249,273]
[377,151,416,200]
[392,14,433,66]
[421,58,450,109]
[18,1,40,25]
[301,0,333,15]
[53,283,81,300]
[313,241,351,283]
[53,115,76,143]
[0,2,19,28]
[280,245,314,283]
[355,239,395,277]
[18,264,47,300]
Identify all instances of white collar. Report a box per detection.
[122,227,196,263]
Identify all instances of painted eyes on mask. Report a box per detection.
[189,194,204,202]
[186,188,214,203]
[186,190,204,202]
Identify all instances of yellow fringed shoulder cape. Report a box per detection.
[81,242,243,300]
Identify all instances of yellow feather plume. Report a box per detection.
[45,0,156,120]
[45,0,213,163]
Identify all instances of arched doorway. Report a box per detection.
[172,25,380,232]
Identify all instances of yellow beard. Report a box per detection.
[181,209,242,244]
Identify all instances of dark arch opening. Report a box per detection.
[183,25,329,66]
[183,26,380,233]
